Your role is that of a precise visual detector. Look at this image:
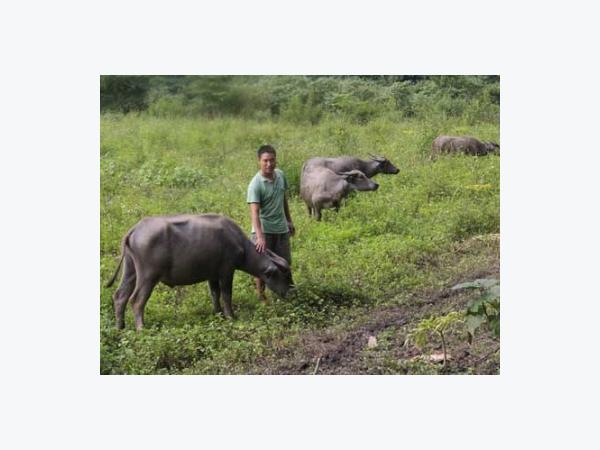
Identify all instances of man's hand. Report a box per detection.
[255,235,267,254]
[288,221,295,237]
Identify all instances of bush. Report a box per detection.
[100,75,150,113]
[135,160,205,188]
[103,75,500,125]
[147,95,188,117]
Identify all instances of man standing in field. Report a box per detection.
[247,144,295,301]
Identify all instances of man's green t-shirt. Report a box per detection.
[247,168,289,234]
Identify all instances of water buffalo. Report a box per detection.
[300,167,379,220]
[105,214,293,330]
[431,136,499,159]
[303,154,399,178]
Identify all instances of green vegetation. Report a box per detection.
[406,311,465,368]
[101,75,499,124]
[453,278,500,343]
[100,75,499,374]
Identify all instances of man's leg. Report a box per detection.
[254,233,271,302]
[274,232,291,265]
[273,233,294,286]
[255,277,267,302]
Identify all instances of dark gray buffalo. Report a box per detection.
[303,154,399,178]
[300,167,379,220]
[106,214,293,330]
[431,136,499,159]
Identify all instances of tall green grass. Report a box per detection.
[100,114,499,374]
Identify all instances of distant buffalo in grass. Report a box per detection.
[300,167,378,221]
[431,136,499,159]
[303,154,400,178]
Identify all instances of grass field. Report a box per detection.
[100,113,500,374]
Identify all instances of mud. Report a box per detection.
[259,265,500,375]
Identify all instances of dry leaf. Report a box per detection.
[429,352,450,362]
[367,336,378,348]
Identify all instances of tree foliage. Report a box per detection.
[100,76,151,113]
[100,75,499,124]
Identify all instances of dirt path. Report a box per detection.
[259,265,500,375]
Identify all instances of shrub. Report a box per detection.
[105,75,500,124]
[100,75,150,113]
[147,95,188,117]
[280,94,323,124]
[406,311,465,367]
[451,278,500,342]
[136,160,205,188]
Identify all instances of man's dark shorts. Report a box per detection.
[251,232,291,265]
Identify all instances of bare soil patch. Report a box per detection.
[257,263,499,375]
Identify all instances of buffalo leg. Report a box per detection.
[208,279,223,314]
[113,254,136,329]
[130,277,158,330]
[315,206,322,221]
[305,202,313,217]
[220,273,235,319]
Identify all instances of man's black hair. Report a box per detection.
[257,144,276,158]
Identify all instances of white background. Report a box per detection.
[1,1,599,448]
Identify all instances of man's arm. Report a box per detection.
[250,203,267,253]
[284,194,295,236]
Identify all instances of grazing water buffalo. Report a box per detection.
[431,136,499,159]
[300,167,379,220]
[105,214,293,330]
[303,154,399,178]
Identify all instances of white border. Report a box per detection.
[3,1,598,448]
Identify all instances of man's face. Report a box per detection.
[259,152,276,177]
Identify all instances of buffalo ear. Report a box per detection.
[369,153,386,162]
[266,249,290,272]
[339,170,358,181]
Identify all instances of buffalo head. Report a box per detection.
[369,154,400,174]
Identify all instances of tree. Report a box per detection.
[100,75,150,113]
